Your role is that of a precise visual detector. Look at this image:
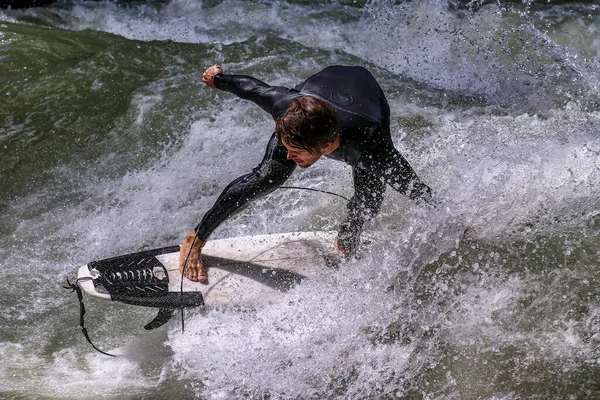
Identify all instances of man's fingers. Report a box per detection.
[202,77,216,89]
[201,65,222,89]
[335,238,346,254]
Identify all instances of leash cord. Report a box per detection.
[278,186,349,202]
[64,278,116,357]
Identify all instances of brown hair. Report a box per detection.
[275,96,339,154]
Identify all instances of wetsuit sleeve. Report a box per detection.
[194,134,296,241]
[338,166,385,255]
[373,87,433,202]
[376,146,433,202]
[214,74,293,119]
[338,147,433,254]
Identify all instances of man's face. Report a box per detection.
[281,139,323,168]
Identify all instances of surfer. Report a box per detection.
[179,64,433,283]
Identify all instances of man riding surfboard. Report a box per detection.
[179,64,433,283]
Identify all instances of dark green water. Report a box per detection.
[1,1,599,398]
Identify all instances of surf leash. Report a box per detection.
[64,278,116,357]
[278,186,349,202]
[175,186,345,334]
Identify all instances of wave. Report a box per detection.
[1,1,599,398]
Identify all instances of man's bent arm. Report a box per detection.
[338,147,433,254]
[338,166,386,255]
[383,149,433,203]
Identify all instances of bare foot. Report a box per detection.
[179,231,207,284]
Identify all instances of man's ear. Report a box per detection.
[320,140,336,154]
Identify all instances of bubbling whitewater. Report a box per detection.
[1,1,599,399]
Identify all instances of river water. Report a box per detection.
[1,1,599,399]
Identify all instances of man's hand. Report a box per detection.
[179,231,207,284]
[335,237,351,258]
[202,64,223,89]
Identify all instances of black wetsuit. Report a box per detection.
[195,66,431,253]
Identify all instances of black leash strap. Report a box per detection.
[65,278,115,357]
[279,186,350,202]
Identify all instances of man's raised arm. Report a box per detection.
[204,64,293,118]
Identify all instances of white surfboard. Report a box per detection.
[75,231,338,329]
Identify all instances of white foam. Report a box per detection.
[418,106,600,239]
[3,2,600,397]
[168,253,417,399]
[5,0,592,105]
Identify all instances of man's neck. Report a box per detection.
[321,136,341,155]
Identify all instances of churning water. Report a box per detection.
[1,0,599,398]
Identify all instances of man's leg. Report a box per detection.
[194,133,297,240]
[181,133,296,282]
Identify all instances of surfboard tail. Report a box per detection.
[78,245,205,309]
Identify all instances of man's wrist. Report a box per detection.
[212,73,224,89]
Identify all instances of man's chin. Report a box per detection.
[295,161,314,169]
